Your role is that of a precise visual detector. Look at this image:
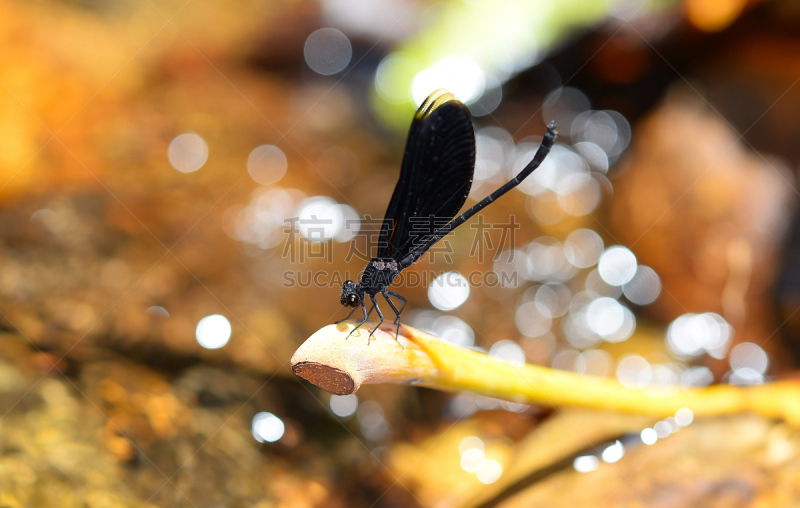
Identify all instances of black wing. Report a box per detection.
[377,90,476,260]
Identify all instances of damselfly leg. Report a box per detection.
[345,298,378,339]
[368,294,384,344]
[346,299,369,339]
[383,290,407,342]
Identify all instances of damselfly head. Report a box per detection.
[340,280,360,308]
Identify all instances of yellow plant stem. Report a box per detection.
[291,321,800,424]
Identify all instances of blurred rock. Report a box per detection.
[497,415,800,508]
[609,90,797,373]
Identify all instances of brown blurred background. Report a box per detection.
[2,0,800,506]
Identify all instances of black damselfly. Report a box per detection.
[339,89,557,340]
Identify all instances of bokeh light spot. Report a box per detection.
[461,448,485,473]
[252,412,285,443]
[515,301,552,338]
[432,315,475,348]
[598,246,637,286]
[411,55,486,105]
[729,342,768,375]
[146,306,170,318]
[675,408,694,427]
[574,455,600,473]
[428,272,470,311]
[667,313,732,359]
[195,314,231,349]
[357,401,390,441]
[330,394,358,418]
[623,265,661,305]
[304,28,352,75]
[601,440,624,463]
[564,229,604,269]
[247,145,287,185]
[476,459,503,484]
[489,340,526,367]
[168,133,208,173]
[616,354,651,389]
[459,436,484,455]
[641,428,658,445]
[297,196,345,241]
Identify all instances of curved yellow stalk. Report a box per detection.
[291,321,800,424]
